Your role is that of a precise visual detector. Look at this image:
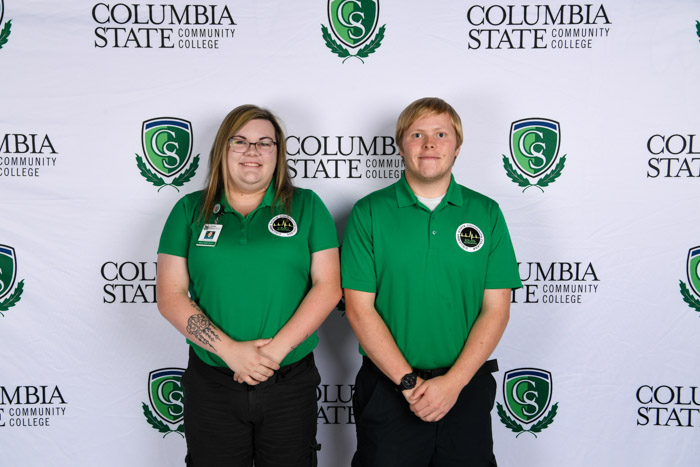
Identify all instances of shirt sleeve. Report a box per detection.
[307,190,340,253]
[484,204,522,290]
[340,198,377,293]
[157,195,195,258]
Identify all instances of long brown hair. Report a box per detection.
[199,105,294,222]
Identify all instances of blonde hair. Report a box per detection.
[199,105,294,222]
[395,97,464,153]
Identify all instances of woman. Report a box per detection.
[156,105,341,466]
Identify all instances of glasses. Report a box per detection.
[228,137,277,155]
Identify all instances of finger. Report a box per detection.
[251,362,276,376]
[426,409,447,423]
[415,398,441,416]
[238,371,258,384]
[260,358,280,371]
[244,375,260,386]
[418,407,438,422]
[257,366,275,378]
[254,338,273,348]
[253,370,271,382]
[410,401,427,416]
[413,378,431,396]
[411,392,432,411]
[415,408,434,421]
[410,389,424,401]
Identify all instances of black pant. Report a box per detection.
[182,348,321,467]
[351,359,498,467]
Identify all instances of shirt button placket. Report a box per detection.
[240,219,248,245]
[429,214,438,248]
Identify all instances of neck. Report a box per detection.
[405,173,451,198]
[226,186,267,217]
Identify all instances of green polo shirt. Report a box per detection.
[341,173,521,369]
[158,184,339,367]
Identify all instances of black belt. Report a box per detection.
[363,356,498,382]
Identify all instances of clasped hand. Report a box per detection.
[403,375,463,422]
[219,339,281,386]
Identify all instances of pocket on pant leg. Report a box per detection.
[487,373,497,410]
[352,364,381,424]
[352,364,404,426]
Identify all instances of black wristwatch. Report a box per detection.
[397,372,417,391]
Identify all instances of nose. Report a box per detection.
[423,136,436,148]
[244,142,260,155]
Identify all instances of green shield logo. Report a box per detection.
[504,368,552,424]
[687,246,700,297]
[510,119,560,178]
[148,368,185,425]
[0,245,17,300]
[142,118,193,178]
[328,0,379,48]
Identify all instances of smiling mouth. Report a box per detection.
[241,162,262,167]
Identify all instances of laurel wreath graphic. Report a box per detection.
[497,402,558,438]
[679,281,700,313]
[142,403,185,438]
[321,24,385,63]
[0,20,11,50]
[696,20,700,42]
[502,155,567,192]
[0,279,23,316]
[135,153,199,192]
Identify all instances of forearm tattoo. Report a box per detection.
[186,305,221,351]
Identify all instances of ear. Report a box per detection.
[455,146,461,158]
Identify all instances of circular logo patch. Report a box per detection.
[268,215,297,237]
[456,223,484,252]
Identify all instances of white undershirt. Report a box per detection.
[415,193,446,211]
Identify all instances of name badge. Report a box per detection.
[196,224,223,247]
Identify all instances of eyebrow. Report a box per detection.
[231,135,275,140]
[411,127,451,132]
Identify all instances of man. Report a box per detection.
[341,97,522,466]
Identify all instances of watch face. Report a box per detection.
[401,373,417,389]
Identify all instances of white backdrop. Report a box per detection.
[1,1,700,466]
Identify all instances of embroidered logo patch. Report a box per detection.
[269,215,298,237]
[456,223,484,252]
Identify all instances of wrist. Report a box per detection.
[443,369,468,390]
[212,337,237,358]
[260,338,287,363]
[396,371,418,391]
[401,377,425,401]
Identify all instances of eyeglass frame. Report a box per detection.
[228,137,278,154]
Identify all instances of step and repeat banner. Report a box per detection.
[1,1,699,465]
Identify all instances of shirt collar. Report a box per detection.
[395,172,463,208]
